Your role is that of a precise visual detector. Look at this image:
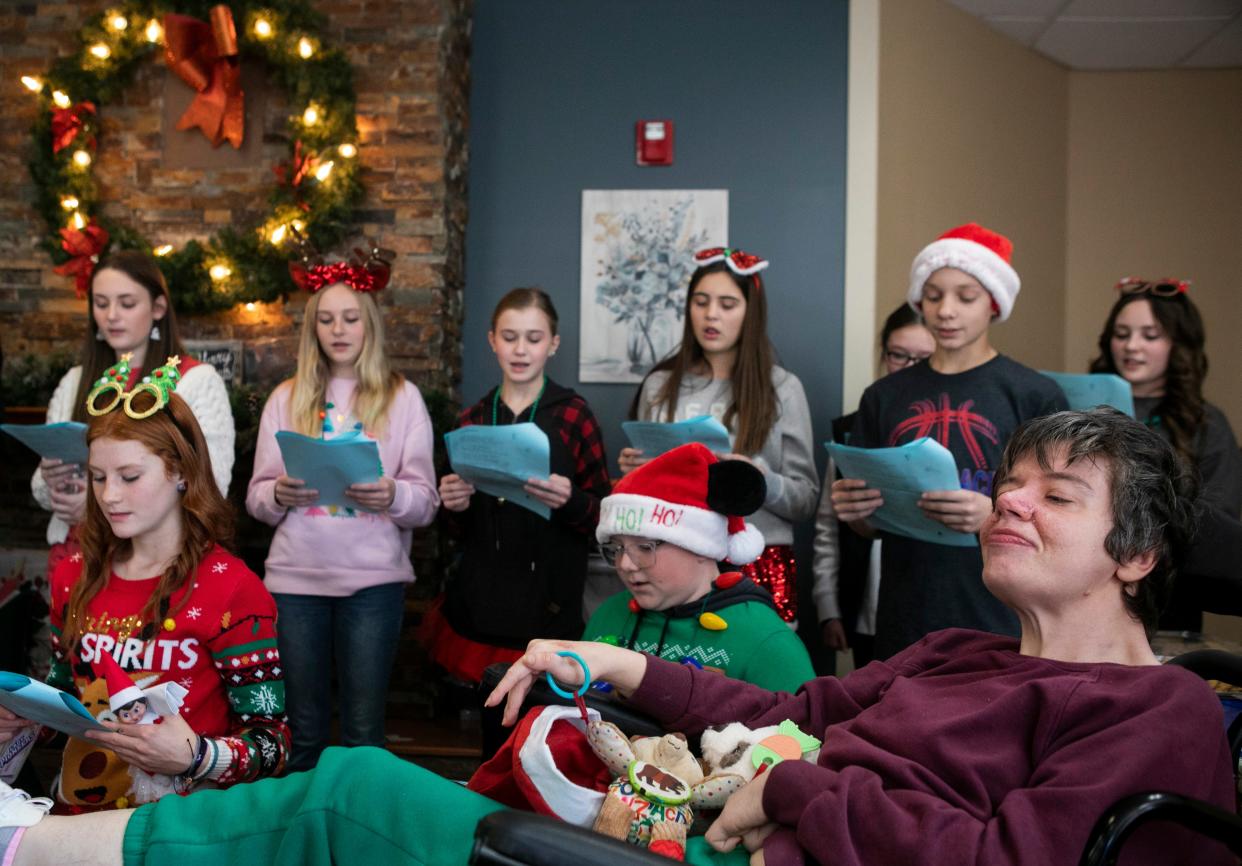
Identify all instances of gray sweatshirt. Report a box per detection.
[636,366,819,546]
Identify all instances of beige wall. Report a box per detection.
[1065,69,1242,419]
[875,0,1068,371]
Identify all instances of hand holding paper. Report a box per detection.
[827,437,977,547]
[622,415,732,459]
[275,430,381,510]
[444,423,552,519]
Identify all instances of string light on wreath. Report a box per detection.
[24,0,364,314]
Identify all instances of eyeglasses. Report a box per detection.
[883,348,931,367]
[1115,277,1191,297]
[599,539,664,568]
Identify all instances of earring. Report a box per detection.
[150,322,162,341]
[177,481,187,493]
[96,330,105,341]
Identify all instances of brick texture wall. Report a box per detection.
[1,0,472,717]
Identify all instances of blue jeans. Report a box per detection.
[273,582,407,772]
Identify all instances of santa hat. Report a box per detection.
[468,705,611,827]
[907,222,1020,322]
[95,650,144,712]
[597,443,766,565]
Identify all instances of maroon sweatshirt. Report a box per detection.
[628,628,1234,866]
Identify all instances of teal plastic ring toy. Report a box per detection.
[545,651,590,699]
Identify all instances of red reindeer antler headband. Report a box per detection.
[287,231,395,294]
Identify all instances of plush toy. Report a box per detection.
[700,720,822,782]
[586,720,747,861]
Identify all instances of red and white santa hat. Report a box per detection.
[468,705,610,827]
[907,222,1021,322]
[597,443,766,565]
[95,650,144,712]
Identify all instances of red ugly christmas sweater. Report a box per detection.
[49,545,288,810]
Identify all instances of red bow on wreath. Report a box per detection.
[163,5,245,149]
[693,247,770,277]
[53,219,110,298]
[273,141,318,207]
[51,101,95,154]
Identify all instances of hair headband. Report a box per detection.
[288,234,395,294]
[692,247,769,277]
[87,353,182,420]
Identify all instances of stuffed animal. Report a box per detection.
[700,720,822,782]
[586,721,747,861]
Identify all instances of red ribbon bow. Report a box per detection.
[163,5,244,149]
[273,141,318,205]
[53,220,110,298]
[51,101,96,154]
[693,246,770,276]
[289,258,392,295]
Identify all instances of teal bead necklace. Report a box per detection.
[492,376,546,426]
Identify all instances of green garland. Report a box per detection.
[26,0,363,314]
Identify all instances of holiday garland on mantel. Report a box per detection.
[24,0,363,313]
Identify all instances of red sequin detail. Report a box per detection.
[628,597,641,614]
[714,571,743,590]
[740,545,797,622]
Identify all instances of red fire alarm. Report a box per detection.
[636,120,674,166]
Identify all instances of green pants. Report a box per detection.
[122,747,747,866]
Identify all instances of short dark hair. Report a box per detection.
[994,408,1198,634]
[880,302,922,350]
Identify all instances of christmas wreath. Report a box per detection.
[23,0,363,313]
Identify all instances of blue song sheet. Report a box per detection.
[1040,371,1135,417]
[444,422,552,519]
[621,415,732,458]
[275,430,382,509]
[826,437,977,547]
[1,422,89,464]
[0,672,104,740]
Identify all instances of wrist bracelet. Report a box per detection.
[184,734,207,777]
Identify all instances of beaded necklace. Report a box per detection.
[492,376,546,426]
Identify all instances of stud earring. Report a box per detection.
[177,481,187,493]
[150,322,162,341]
[96,330,105,341]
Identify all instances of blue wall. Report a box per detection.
[463,0,850,476]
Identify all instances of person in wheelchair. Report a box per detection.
[0,409,1233,866]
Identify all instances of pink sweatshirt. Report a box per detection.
[246,378,440,597]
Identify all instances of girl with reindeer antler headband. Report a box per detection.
[621,246,819,624]
[245,241,440,773]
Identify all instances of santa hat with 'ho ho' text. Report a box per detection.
[597,443,766,565]
[907,222,1021,322]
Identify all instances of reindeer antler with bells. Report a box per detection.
[287,229,395,294]
[87,354,183,420]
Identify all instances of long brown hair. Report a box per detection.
[61,394,234,656]
[1089,292,1207,468]
[630,262,777,455]
[70,252,187,423]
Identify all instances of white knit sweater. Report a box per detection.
[31,363,235,544]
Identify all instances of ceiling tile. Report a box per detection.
[1035,18,1231,68]
[1062,0,1242,18]
[984,16,1050,46]
[946,0,1063,17]
[1181,12,1242,65]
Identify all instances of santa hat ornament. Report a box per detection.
[95,650,144,713]
[597,443,766,565]
[907,222,1021,322]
